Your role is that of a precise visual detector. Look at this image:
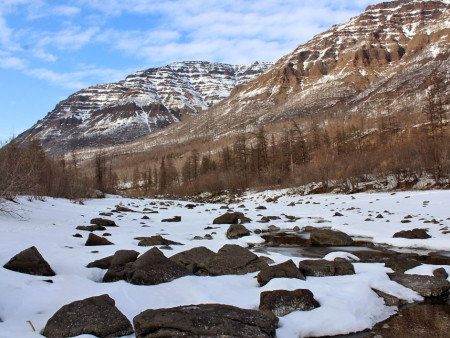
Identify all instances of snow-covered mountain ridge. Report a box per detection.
[16,61,272,153]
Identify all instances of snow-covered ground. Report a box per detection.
[0,189,449,337]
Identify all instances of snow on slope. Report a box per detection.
[0,189,449,337]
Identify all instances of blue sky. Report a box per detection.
[0,0,376,143]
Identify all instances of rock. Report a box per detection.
[103,250,140,282]
[433,267,448,279]
[388,273,450,297]
[376,214,384,218]
[85,233,114,246]
[161,216,181,222]
[259,289,320,317]
[73,233,83,238]
[384,254,421,273]
[393,228,431,239]
[268,225,280,232]
[366,303,450,338]
[103,233,111,236]
[42,294,133,338]
[257,260,305,286]
[90,218,117,227]
[226,224,251,239]
[76,225,106,232]
[333,212,343,217]
[213,212,251,225]
[113,205,135,212]
[130,247,191,285]
[133,303,278,338]
[136,235,183,246]
[141,215,149,220]
[202,244,268,276]
[372,288,407,307]
[185,204,197,209]
[3,246,55,276]
[170,246,216,274]
[87,255,114,269]
[309,228,354,246]
[299,259,355,277]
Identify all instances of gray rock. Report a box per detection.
[3,246,55,276]
[42,294,133,338]
[372,288,407,307]
[257,260,305,286]
[202,244,268,276]
[388,272,450,297]
[133,303,278,337]
[90,218,117,227]
[393,228,431,239]
[85,233,114,246]
[309,228,354,246]
[433,267,449,279]
[384,254,421,273]
[259,289,320,317]
[170,246,216,274]
[226,224,251,239]
[299,259,355,277]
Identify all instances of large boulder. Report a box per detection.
[42,294,133,338]
[366,303,450,337]
[133,303,278,337]
[388,272,450,297]
[213,212,251,225]
[87,255,114,269]
[309,229,354,246]
[90,218,117,227]
[170,246,216,274]
[259,289,320,317]
[299,259,355,277]
[202,244,268,276]
[384,254,421,273]
[85,233,114,246]
[129,247,191,285]
[226,224,251,239]
[257,260,305,286]
[135,235,183,246]
[393,228,431,239]
[3,246,55,276]
[103,250,140,283]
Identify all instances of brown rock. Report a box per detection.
[309,228,354,246]
[226,224,251,239]
[299,259,355,277]
[388,272,450,297]
[90,218,117,227]
[257,260,305,286]
[393,228,431,239]
[259,289,320,317]
[3,246,55,276]
[85,233,114,246]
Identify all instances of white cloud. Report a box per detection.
[35,26,99,51]
[0,56,27,69]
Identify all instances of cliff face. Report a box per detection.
[16,61,272,152]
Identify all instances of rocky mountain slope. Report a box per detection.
[125,0,449,152]
[15,61,272,152]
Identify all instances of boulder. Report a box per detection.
[384,254,421,273]
[372,288,407,307]
[85,233,114,246]
[213,212,251,225]
[103,250,140,283]
[133,303,278,338]
[76,225,106,232]
[161,216,181,222]
[90,218,117,227]
[130,247,190,285]
[113,206,135,212]
[3,246,55,276]
[87,255,114,269]
[135,235,183,246]
[259,289,320,317]
[388,272,450,297]
[299,259,355,277]
[226,224,251,239]
[257,260,305,286]
[366,304,450,338]
[309,229,354,246]
[42,294,133,338]
[433,267,448,279]
[170,247,216,274]
[202,244,268,276]
[393,228,431,239]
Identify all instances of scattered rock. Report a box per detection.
[259,289,320,317]
[103,250,140,282]
[114,206,136,212]
[103,233,111,237]
[433,267,448,279]
[76,225,106,232]
[298,259,355,277]
[185,204,197,209]
[90,218,117,227]
[366,303,450,338]
[170,246,216,274]
[136,235,182,246]
[268,225,280,232]
[161,216,181,222]
[141,215,149,220]
[388,272,450,297]
[384,254,421,273]
[3,246,56,276]
[226,224,251,239]
[202,244,268,276]
[213,212,251,225]
[85,233,114,246]
[133,303,278,338]
[73,233,82,238]
[393,228,431,239]
[376,214,384,219]
[42,294,133,338]
[333,212,343,217]
[257,260,305,286]
[309,228,354,246]
[87,255,114,269]
[372,289,407,307]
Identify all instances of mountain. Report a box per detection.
[15,61,272,153]
[122,0,448,153]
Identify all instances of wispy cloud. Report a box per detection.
[0,56,27,69]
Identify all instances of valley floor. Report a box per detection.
[0,189,449,337]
